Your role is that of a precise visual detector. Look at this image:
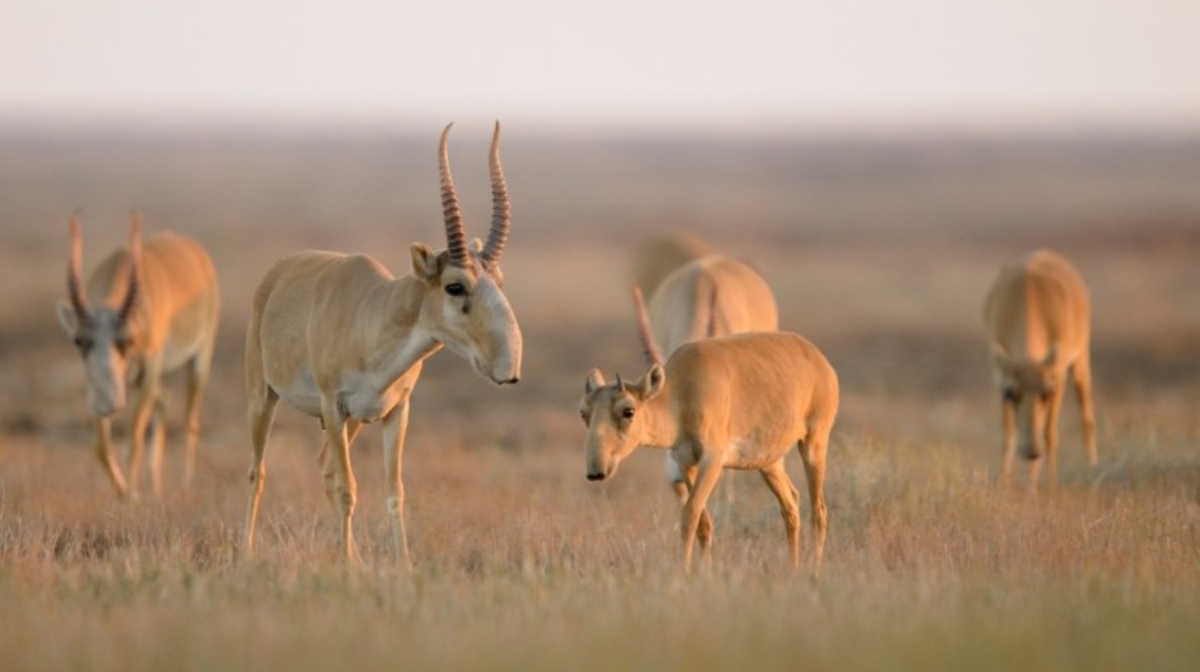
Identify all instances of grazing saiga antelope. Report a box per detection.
[56,212,220,500]
[984,248,1096,486]
[244,122,523,563]
[579,289,838,573]
[640,255,779,501]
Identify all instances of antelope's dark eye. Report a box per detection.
[73,335,93,351]
[115,335,133,355]
[579,409,590,424]
[444,282,466,297]
[1002,388,1020,403]
[621,408,635,420]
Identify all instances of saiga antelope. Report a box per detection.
[641,254,779,502]
[57,212,220,499]
[984,248,1096,486]
[579,289,838,573]
[244,123,523,564]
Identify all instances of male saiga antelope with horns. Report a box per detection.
[640,255,780,502]
[579,287,838,574]
[984,248,1096,486]
[57,212,220,500]
[244,122,522,564]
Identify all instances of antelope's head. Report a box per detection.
[579,284,668,481]
[993,344,1060,460]
[413,122,522,385]
[55,212,143,416]
[579,365,665,481]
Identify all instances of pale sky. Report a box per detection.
[3,0,1199,131]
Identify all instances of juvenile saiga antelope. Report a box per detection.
[244,122,523,564]
[984,248,1096,486]
[641,254,780,502]
[57,212,220,499]
[579,289,838,573]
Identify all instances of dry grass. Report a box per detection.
[1,127,1199,671]
[3,426,1198,672]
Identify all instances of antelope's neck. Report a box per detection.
[639,388,679,450]
[369,275,442,383]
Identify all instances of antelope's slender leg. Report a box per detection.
[798,429,830,576]
[126,358,163,499]
[681,456,722,573]
[1044,385,1067,484]
[182,350,212,487]
[243,387,278,554]
[679,463,714,557]
[321,420,362,521]
[1073,353,1098,467]
[1001,397,1017,487]
[759,460,802,569]
[146,397,167,497]
[93,416,129,500]
[382,396,414,568]
[321,399,357,561]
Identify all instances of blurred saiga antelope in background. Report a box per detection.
[639,255,779,502]
[243,122,523,564]
[579,287,837,574]
[57,212,220,500]
[984,248,1096,486]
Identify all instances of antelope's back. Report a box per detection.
[250,251,395,395]
[649,255,779,353]
[667,331,837,435]
[89,232,219,367]
[984,249,1090,351]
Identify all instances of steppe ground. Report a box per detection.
[1,125,1198,671]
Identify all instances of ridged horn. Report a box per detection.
[481,121,510,266]
[705,283,720,338]
[118,211,143,322]
[632,284,664,366]
[67,211,92,321]
[439,123,471,269]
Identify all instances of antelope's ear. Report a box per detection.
[56,300,79,337]
[411,243,440,282]
[584,369,606,394]
[638,364,665,400]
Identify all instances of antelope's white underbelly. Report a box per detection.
[269,367,412,423]
[273,374,323,417]
[723,437,780,471]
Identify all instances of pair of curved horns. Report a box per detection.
[67,211,142,323]
[439,121,510,269]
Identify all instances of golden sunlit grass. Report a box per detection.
[2,416,1197,672]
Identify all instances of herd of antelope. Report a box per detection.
[56,123,1099,573]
